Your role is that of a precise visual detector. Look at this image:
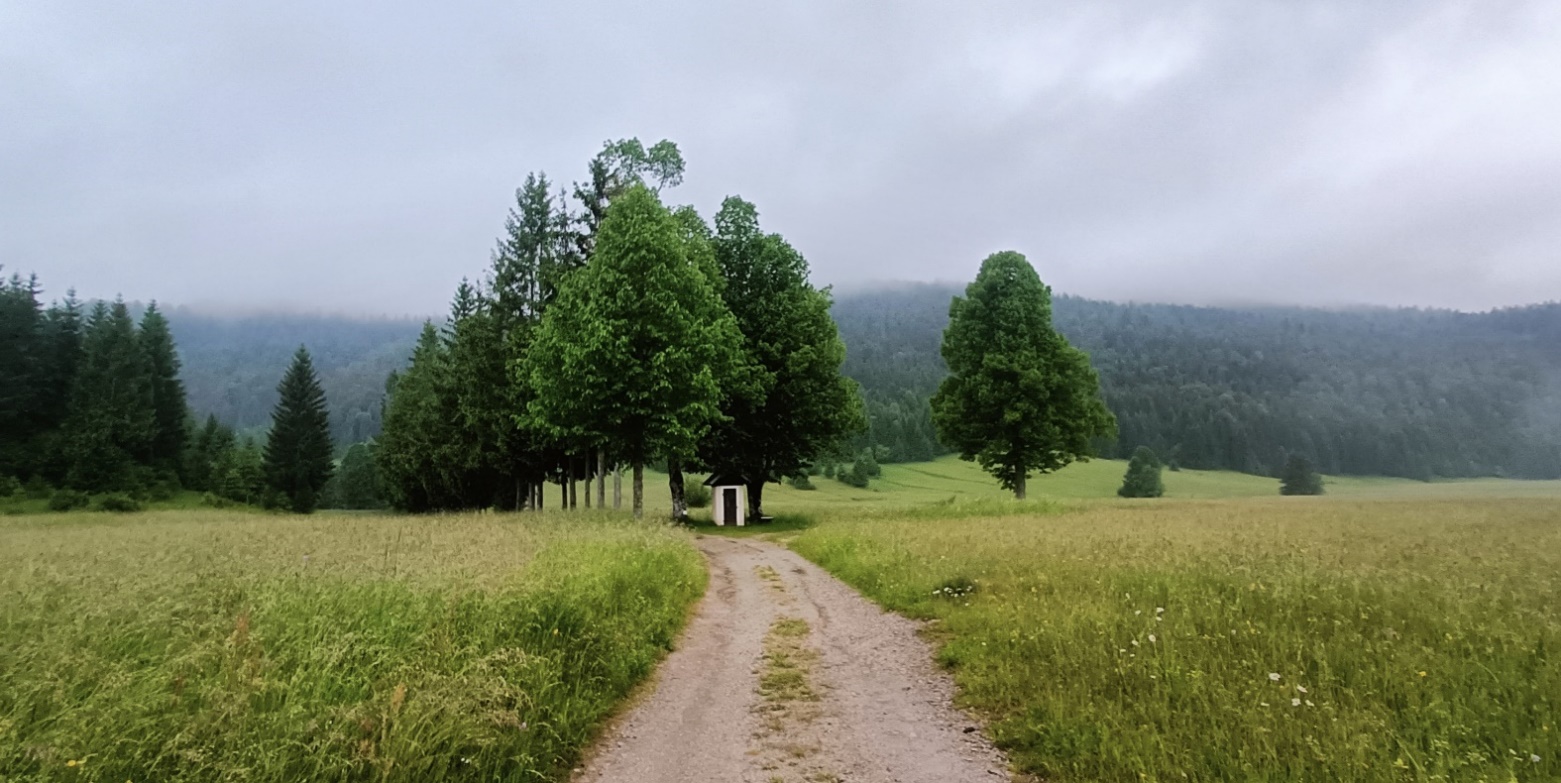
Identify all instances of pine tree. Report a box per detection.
[377,324,465,512]
[138,303,188,480]
[0,272,45,478]
[262,347,335,513]
[1118,446,1165,498]
[931,252,1116,499]
[63,299,154,491]
[1279,455,1325,495]
[525,185,744,518]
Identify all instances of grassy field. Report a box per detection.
[0,510,704,783]
[785,496,1560,782]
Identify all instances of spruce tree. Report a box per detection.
[1279,455,1325,495]
[262,346,334,513]
[1118,446,1165,498]
[138,303,188,479]
[931,252,1116,499]
[63,299,154,491]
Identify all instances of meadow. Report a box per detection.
[0,510,705,783]
[785,496,1561,782]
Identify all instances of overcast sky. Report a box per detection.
[4,0,1560,315]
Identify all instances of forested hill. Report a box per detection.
[167,309,421,445]
[168,289,1561,481]
[834,284,1561,480]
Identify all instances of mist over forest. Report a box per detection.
[165,287,1561,481]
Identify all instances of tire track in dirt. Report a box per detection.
[573,536,1009,783]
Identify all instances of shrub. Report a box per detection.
[48,489,90,512]
[97,493,144,513]
[1280,455,1325,496]
[1118,446,1165,498]
[684,476,712,509]
[787,474,817,490]
[838,462,870,488]
[202,492,234,509]
[0,475,21,498]
[23,475,53,499]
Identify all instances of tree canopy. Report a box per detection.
[931,252,1116,499]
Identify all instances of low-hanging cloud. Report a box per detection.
[3,0,1559,315]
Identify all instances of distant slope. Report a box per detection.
[832,284,1561,480]
[167,309,422,445]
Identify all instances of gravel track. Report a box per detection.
[573,535,1009,783]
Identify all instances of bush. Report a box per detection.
[0,476,21,498]
[48,489,90,512]
[838,462,871,488]
[684,476,712,509]
[24,475,53,499]
[97,493,144,513]
[787,474,817,490]
[202,492,234,509]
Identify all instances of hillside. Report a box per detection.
[166,288,1561,480]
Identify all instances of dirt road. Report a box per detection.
[573,536,1009,783]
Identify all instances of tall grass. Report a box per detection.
[790,497,1560,782]
[0,510,705,782]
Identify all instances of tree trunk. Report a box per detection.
[1015,473,1027,500]
[568,458,578,509]
[668,458,687,522]
[535,481,544,511]
[516,476,524,511]
[614,463,622,509]
[560,479,566,510]
[632,463,644,519]
[747,478,765,520]
[597,452,606,508]
[584,453,593,509]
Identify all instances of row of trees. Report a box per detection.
[0,273,188,492]
[0,270,335,511]
[377,140,863,518]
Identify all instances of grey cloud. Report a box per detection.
[3,0,1558,314]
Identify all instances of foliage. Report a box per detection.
[47,489,89,511]
[932,253,1116,498]
[1117,446,1164,498]
[524,185,743,516]
[698,196,865,517]
[96,492,144,512]
[262,347,335,514]
[683,475,712,509]
[832,283,1561,480]
[1279,455,1325,496]
[789,498,1561,782]
[321,441,386,510]
[0,511,706,783]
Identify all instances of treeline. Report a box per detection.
[0,270,342,511]
[833,284,1561,480]
[374,139,862,516]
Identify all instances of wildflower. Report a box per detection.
[1291,698,1301,707]
[1418,671,1427,678]
[1260,702,1270,707]
[1305,700,1315,707]
[1135,610,1142,616]
[1148,634,1157,643]
[1269,672,1281,682]
[1156,607,1165,614]
[1296,685,1308,694]
[1533,755,1542,763]
[1131,639,1140,647]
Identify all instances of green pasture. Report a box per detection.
[0,511,704,783]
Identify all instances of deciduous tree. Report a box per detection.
[1118,445,1164,498]
[931,252,1115,499]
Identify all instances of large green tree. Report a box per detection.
[525,184,743,517]
[1279,454,1324,496]
[138,303,188,479]
[376,324,466,511]
[63,300,154,491]
[262,346,335,513]
[701,196,865,517]
[931,252,1116,499]
[1118,445,1165,498]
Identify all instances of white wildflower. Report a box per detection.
[1148,634,1157,643]
[1305,700,1315,707]
[1135,610,1142,616]
[1131,639,1140,647]
[1156,607,1165,614]
[1296,685,1308,694]
[1260,702,1270,707]
[1269,672,1281,682]
[1291,698,1301,707]
[1533,755,1542,763]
